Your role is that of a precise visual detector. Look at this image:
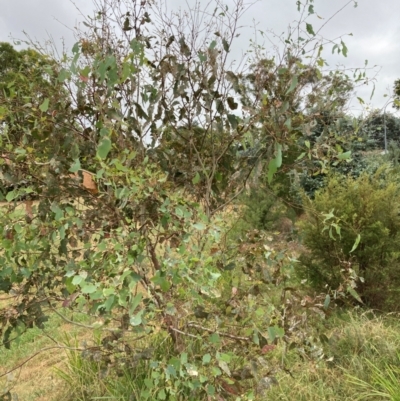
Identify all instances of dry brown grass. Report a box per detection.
[4,339,68,401]
[0,316,97,401]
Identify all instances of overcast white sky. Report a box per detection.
[1,0,399,114]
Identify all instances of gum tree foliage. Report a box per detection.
[0,42,91,203]
[0,0,366,397]
[238,58,362,213]
[0,42,71,149]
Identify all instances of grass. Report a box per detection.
[4,305,399,400]
[2,203,400,400]
[0,308,94,401]
[55,332,165,401]
[346,356,400,400]
[265,310,400,400]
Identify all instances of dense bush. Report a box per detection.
[297,166,400,309]
[234,187,294,234]
[360,111,400,150]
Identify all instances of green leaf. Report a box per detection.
[286,76,298,94]
[193,222,206,230]
[129,293,143,315]
[306,23,315,36]
[227,97,238,110]
[209,333,220,344]
[370,82,376,100]
[166,364,177,378]
[296,152,306,161]
[253,331,260,345]
[192,172,201,185]
[180,352,188,364]
[65,277,76,294]
[5,190,16,202]
[151,275,171,292]
[338,151,352,160]
[350,234,361,253]
[69,159,81,173]
[207,385,216,396]
[144,379,154,389]
[341,40,348,57]
[97,137,112,159]
[209,40,217,50]
[103,295,116,311]
[267,143,282,183]
[100,127,110,137]
[223,262,236,271]
[39,98,49,112]
[267,159,278,184]
[227,114,238,129]
[275,144,283,167]
[268,325,285,342]
[72,42,80,54]
[157,389,167,400]
[72,275,85,285]
[51,203,63,220]
[203,353,212,365]
[81,283,97,294]
[103,288,115,296]
[347,286,363,303]
[90,291,103,301]
[198,52,207,62]
[222,38,230,52]
[218,360,231,376]
[331,223,341,239]
[58,69,71,82]
[59,238,68,255]
[323,209,335,223]
[130,310,144,326]
[323,294,331,310]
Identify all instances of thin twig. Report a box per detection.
[187,322,251,341]
[49,305,121,332]
[0,345,84,379]
[167,326,199,339]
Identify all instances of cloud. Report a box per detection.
[0,0,399,112]
[0,1,73,45]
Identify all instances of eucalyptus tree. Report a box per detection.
[0,0,371,398]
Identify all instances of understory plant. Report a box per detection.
[297,165,400,309]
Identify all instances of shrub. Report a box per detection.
[297,166,400,309]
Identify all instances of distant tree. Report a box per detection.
[0,43,68,143]
[359,110,400,150]
[394,78,400,109]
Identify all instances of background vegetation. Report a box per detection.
[1,0,400,400]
